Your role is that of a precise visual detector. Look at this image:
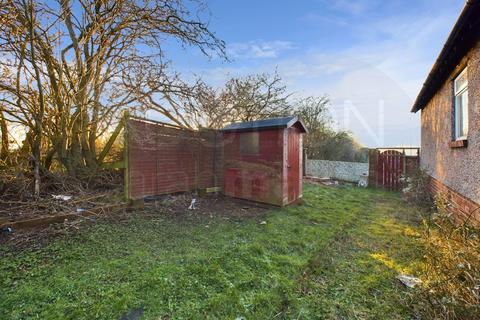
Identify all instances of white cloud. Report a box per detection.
[227,40,296,59]
[191,2,461,147]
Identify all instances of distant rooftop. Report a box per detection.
[222,116,308,133]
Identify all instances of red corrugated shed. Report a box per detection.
[126,116,306,207]
[126,118,222,200]
[222,116,307,206]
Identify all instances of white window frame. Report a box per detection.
[453,67,469,140]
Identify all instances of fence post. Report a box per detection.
[303,148,307,177]
[368,149,379,188]
[123,110,130,201]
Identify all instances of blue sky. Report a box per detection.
[165,0,465,147]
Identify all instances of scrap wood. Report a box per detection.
[0,190,121,222]
[0,203,126,231]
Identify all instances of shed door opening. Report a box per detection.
[287,128,300,203]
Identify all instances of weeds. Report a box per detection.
[402,168,432,208]
[411,193,480,319]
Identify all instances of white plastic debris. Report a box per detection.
[188,198,197,210]
[76,208,86,213]
[397,275,422,288]
[357,180,367,188]
[1,226,13,233]
[260,221,267,225]
[52,195,72,201]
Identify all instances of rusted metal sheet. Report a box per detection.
[223,129,284,206]
[287,127,301,203]
[127,116,305,206]
[127,118,221,200]
[223,126,304,206]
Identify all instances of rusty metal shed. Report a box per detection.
[222,116,308,206]
[124,115,307,207]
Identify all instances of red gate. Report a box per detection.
[377,150,404,190]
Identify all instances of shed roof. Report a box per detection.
[222,116,308,133]
[411,0,480,113]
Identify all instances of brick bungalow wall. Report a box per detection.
[430,177,480,224]
[421,41,480,224]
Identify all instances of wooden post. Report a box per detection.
[368,149,379,188]
[123,110,130,201]
[303,147,307,177]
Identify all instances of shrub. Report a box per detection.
[414,193,480,319]
[402,168,433,208]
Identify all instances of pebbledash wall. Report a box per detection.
[421,42,480,223]
[306,159,368,184]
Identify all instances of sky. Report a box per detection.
[164,0,465,147]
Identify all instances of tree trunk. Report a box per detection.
[27,0,45,197]
[0,108,9,164]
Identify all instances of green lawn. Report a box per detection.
[0,184,425,319]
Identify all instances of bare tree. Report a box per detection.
[295,96,367,162]
[0,105,9,164]
[158,72,292,129]
[0,0,225,187]
[222,72,291,123]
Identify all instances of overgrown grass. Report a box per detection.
[0,185,426,319]
[414,193,480,319]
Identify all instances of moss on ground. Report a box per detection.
[0,184,426,319]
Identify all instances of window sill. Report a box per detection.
[449,139,468,148]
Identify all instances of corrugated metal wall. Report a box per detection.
[126,119,222,200]
[223,129,285,205]
[126,118,304,206]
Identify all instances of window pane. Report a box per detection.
[461,91,468,137]
[240,132,259,154]
[454,68,468,94]
[455,90,468,139]
[455,95,462,139]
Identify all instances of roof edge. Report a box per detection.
[222,116,308,133]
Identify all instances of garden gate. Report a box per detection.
[368,148,420,191]
[377,150,404,190]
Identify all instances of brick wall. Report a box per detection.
[405,156,420,177]
[420,42,480,205]
[430,177,480,225]
[368,149,379,187]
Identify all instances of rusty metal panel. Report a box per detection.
[287,127,300,203]
[223,129,285,206]
[127,119,220,200]
[127,117,304,206]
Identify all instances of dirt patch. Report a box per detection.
[0,193,270,252]
[142,193,270,221]
[304,176,356,187]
